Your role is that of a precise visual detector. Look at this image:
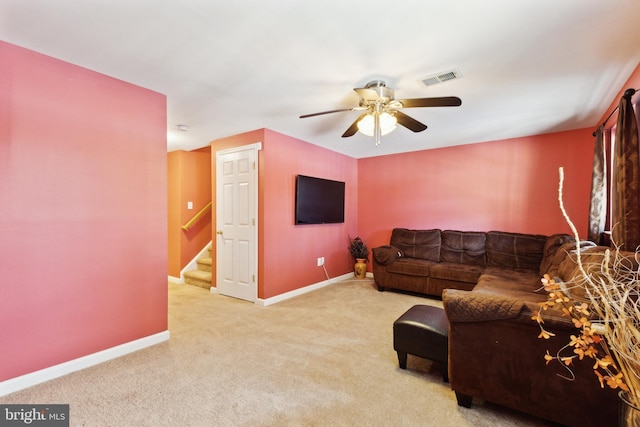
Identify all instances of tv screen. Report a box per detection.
[295,175,345,224]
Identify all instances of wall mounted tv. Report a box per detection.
[295,175,345,224]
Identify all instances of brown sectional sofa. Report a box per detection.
[443,242,631,426]
[372,228,552,297]
[374,228,621,426]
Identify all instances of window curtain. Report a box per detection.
[587,126,607,243]
[611,90,640,250]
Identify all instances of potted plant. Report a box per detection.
[348,236,369,278]
[534,168,640,425]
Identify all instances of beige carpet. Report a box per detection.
[0,279,558,426]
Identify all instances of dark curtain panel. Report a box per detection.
[611,90,640,250]
[587,126,607,243]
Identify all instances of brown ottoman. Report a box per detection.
[393,304,449,382]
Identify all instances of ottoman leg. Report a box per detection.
[397,351,407,369]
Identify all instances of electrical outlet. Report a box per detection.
[317,257,324,266]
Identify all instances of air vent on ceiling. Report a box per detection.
[420,68,463,87]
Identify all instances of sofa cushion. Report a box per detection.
[386,257,436,277]
[440,230,486,266]
[556,246,638,302]
[475,267,547,302]
[429,262,484,284]
[486,231,547,271]
[544,240,596,278]
[390,228,441,262]
[538,233,574,276]
[557,245,606,284]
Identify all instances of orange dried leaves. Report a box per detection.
[534,274,628,392]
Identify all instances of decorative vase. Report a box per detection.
[354,258,367,278]
[619,390,640,427]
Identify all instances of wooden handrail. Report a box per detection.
[181,202,212,231]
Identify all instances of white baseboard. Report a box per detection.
[211,272,370,306]
[168,275,182,284]
[210,272,372,304]
[0,330,170,397]
[256,272,354,307]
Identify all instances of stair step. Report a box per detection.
[184,269,212,289]
[196,257,212,272]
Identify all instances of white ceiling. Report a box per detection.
[1,1,640,159]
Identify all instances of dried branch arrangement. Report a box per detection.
[534,167,640,407]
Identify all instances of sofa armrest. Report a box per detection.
[442,289,524,322]
[372,245,403,266]
[445,291,619,426]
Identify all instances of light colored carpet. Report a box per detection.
[0,278,558,426]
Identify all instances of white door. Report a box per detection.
[215,143,260,302]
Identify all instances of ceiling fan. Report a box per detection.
[299,80,462,146]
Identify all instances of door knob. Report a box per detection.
[216,230,223,235]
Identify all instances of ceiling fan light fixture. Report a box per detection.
[357,112,397,136]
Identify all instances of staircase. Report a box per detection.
[183,246,212,289]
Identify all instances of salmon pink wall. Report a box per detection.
[167,148,212,278]
[0,41,168,381]
[210,129,358,299]
[358,128,595,251]
[261,129,357,299]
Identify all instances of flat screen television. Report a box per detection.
[295,175,345,224]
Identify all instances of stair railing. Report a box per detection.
[181,201,212,231]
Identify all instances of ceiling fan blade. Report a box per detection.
[342,113,368,138]
[299,108,356,119]
[396,96,462,108]
[395,111,428,133]
[300,106,368,119]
